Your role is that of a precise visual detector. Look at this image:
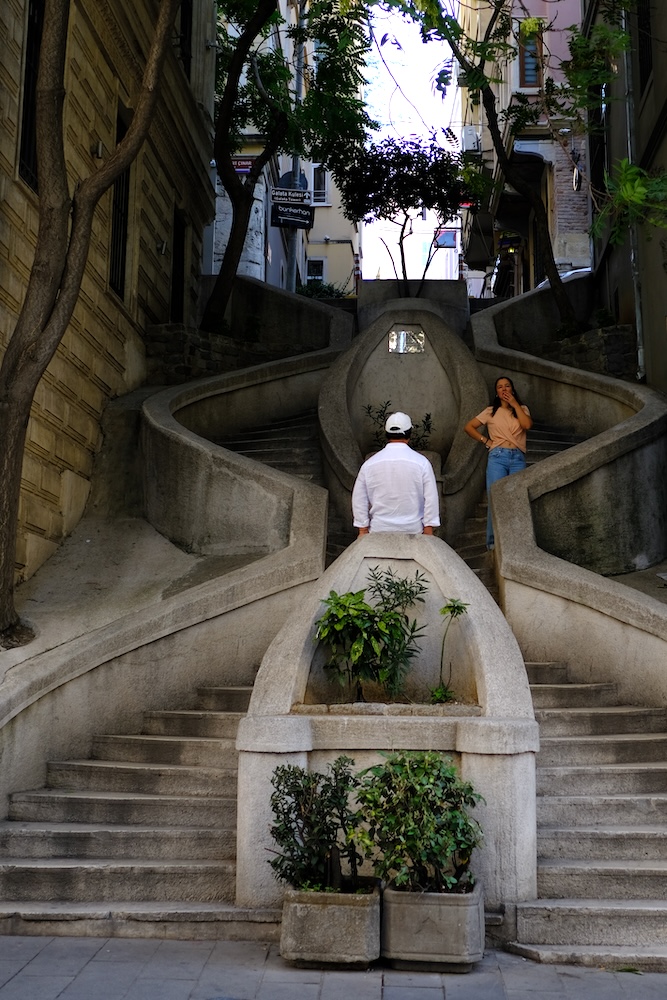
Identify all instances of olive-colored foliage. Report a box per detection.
[356,750,483,893]
[315,566,429,701]
[268,755,362,891]
[430,597,469,704]
[363,400,433,451]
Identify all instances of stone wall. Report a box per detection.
[539,325,637,381]
[1,0,215,583]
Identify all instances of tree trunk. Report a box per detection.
[199,182,256,332]
[0,0,181,641]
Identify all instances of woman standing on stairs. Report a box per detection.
[464,376,532,550]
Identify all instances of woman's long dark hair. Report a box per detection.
[491,376,524,418]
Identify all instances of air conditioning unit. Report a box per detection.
[461,126,481,155]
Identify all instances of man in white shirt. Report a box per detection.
[352,412,441,536]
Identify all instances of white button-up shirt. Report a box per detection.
[352,442,441,533]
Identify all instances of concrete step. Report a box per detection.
[537,762,667,796]
[195,686,253,713]
[0,901,281,941]
[8,790,235,827]
[45,760,237,796]
[538,732,667,765]
[538,825,667,861]
[525,662,569,684]
[0,858,236,902]
[0,822,233,859]
[530,683,618,709]
[516,898,667,949]
[538,793,667,826]
[535,706,667,737]
[142,711,244,738]
[509,941,667,973]
[92,734,237,766]
[537,859,667,899]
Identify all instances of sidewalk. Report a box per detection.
[1,937,665,1000]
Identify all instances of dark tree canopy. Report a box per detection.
[336,135,478,290]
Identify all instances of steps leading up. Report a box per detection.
[0,685,281,940]
[512,660,667,970]
[451,423,585,601]
[215,409,355,562]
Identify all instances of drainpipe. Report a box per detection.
[622,8,646,381]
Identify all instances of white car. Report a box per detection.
[535,268,591,290]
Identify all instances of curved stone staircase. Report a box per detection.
[0,685,280,939]
[513,659,667,971]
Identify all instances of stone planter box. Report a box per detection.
[280,883,381,967]
[382,882,484,972]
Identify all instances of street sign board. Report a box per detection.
[271,203,315,230]
[232,156,255,173]
[271,187,312,204]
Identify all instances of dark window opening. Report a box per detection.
[519,32,542,88]
[170,209,186,323]
[19,0,45,191]
[179,0,193,80]
[109,115,130,299]
[637,0,653,95]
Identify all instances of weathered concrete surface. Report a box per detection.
[142,352,333,557]
[319,300,489,544]
[236,534,538,927]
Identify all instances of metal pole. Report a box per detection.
[286,1,306,293]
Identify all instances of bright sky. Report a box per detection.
[361,9,463,281]
[365,8,460,143]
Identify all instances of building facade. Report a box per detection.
[1,0,216,581]
[459,0,591,296]
[584,0,667,392]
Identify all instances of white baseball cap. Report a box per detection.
[384,412,412,434]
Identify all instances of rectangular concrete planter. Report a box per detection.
[382,882,484,972]
[280,884,381,967]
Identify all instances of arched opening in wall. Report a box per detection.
[170,208,186,323]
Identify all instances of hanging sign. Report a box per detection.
[272,187,312,204]
[232,156,255,174]
[271,203,315,229]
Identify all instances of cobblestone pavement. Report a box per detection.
[1,937,666,1000]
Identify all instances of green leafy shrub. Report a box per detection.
[314,566,428,701]
[356,751,483,893]
[268,756,361,891]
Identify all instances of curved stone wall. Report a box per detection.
[470,286,667,705]
[319,300,490,543]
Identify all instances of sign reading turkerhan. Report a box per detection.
[271,203,315,230]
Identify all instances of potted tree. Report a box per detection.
[356,750,484,972]
[314,566,429,702]
[269,756,380,967]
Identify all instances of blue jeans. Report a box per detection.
[486,447,526,547]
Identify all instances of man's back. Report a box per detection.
[352,441,440,534]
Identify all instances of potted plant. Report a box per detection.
[269,755,380,967]
[430,598,469,704]
[356,750,484,972]
[314,566,428,702]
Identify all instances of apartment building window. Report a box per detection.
[313,165,328,203]
[109,115,130,299]
[637,0,653,95]
[19,0,45,191]
[307,259,325,283]
[519,32,542,88]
